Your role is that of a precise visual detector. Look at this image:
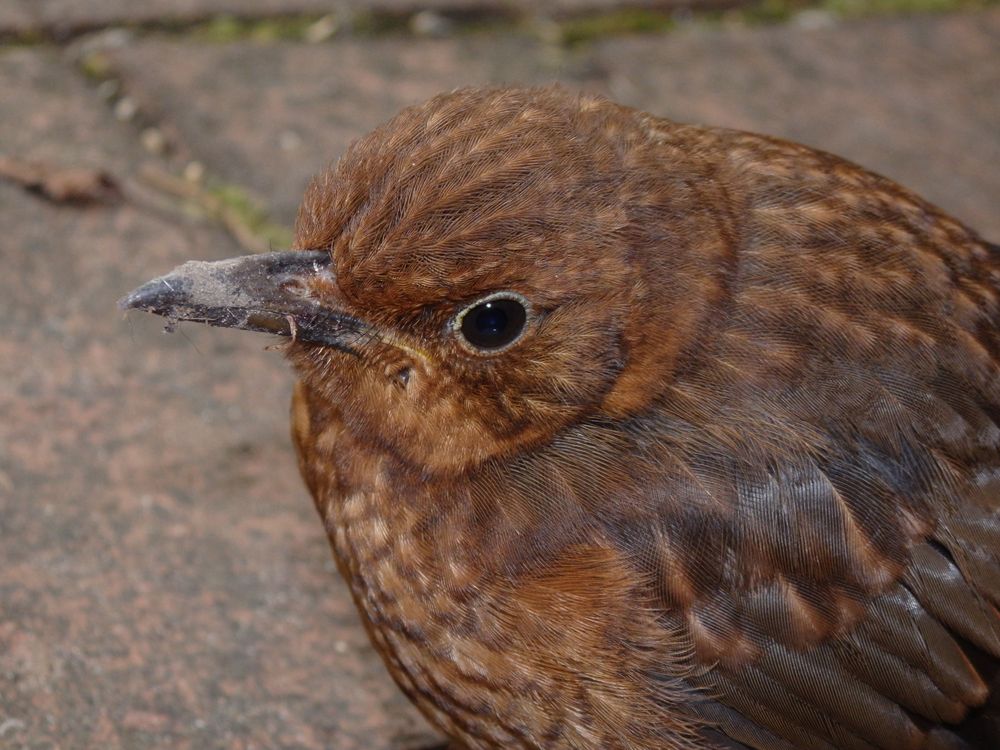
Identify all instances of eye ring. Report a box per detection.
[453,291,531,354]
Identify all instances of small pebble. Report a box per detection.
[184,161,205,183]
[278,130,302,152]
[411,10,452,37]
[304,14,339,44]
[141,127,167,155]
[96,79,120,101]
[794,10,837,30]
[114,97,137,122]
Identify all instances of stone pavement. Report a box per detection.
[1,3,998,749]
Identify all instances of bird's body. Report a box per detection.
[124,87,1000,749]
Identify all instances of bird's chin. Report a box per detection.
[289,362,567,479]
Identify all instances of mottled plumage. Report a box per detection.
[123,86,1000,749]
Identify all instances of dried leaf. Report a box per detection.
[0,155,121,205]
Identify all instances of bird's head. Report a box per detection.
[121,87,732,476]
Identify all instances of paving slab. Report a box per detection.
[0,49,440,750]
[104,10,1000,238]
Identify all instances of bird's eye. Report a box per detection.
[456,293,529,352]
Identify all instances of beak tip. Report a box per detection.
[117,289,143,312]
[118,276,189,314]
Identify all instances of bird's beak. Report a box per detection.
[119,250,365,351]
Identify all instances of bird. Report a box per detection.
[121,85,1000,749]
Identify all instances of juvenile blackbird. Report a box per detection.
[122,86,1000,749]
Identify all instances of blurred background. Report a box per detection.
[1,1,998,748]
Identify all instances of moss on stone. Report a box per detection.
[557,9,676,46]
[190,14,322,43]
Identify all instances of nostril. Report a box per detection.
[279,278,307,295]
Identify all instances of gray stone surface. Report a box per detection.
[0,49,440,750]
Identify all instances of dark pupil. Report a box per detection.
[461,298,526,350]
[476,304,508,337]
